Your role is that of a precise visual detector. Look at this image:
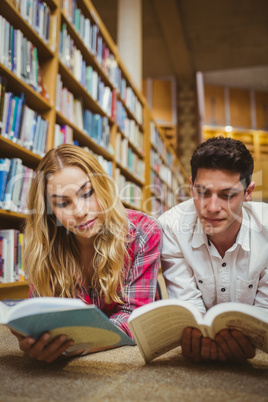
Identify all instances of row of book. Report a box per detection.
[115,133,144,181]
[0,16,45,96]
[61,0,143,125]
[116,101,143,152]
[150,122,169,162]
[83,110,110,149]
[12,0,57,51]
[0,80,49,156]
[60,4,143,125]
[0,158,35,213]
[54,124,74,147]
[55,75,112,150]
[82,146,113,177]
[59,24,113,117]
[150,197,169,218]
[114,167,142,209]
[0,229,25,283]
[150,149,174,187]
[61,1,117,84]
[149,178,178,210]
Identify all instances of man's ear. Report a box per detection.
[245,181,255,201]
[190,177,193,197]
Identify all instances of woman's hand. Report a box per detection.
[11,330,76,363]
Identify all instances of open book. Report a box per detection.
[128,299,268,363]
[0,297,135,354]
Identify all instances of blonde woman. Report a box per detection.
[12,144,162,362]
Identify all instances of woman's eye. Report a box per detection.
[56,201,69,208]
[82,188,94,198]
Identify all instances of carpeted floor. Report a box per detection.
[0,325,267,402]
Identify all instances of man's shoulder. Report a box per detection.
[243,202,268,227]
[243,202,268,243]
[159,199,197,227]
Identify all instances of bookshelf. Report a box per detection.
[203,125,268,201]
[203,83,268,202]
[0,0,186,299]
[144,109,188,217]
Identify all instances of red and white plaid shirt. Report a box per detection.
[30,210,162,338]
[79,209,162,338]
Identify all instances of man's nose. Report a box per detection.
[206,194,221,213]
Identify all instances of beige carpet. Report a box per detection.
[0,326,267,402]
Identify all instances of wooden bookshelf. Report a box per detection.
[0,0,186,299]
[203,125,268,201]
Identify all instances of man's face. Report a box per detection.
[190,168,255,239]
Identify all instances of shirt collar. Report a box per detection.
[191,206,250,251]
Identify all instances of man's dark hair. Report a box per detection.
[190,136,254,189]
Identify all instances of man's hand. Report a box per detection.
[181,327,255,362]
[11,330,76,363]
[181,327,220,362]
[215,329,256,361]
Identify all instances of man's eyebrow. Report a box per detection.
[194,184,241,192]
[50,180,91,199]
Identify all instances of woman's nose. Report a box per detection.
[73,199,87,218]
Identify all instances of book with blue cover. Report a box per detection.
[1,297,135,354]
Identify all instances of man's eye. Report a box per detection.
[221,193,235,199]
[82,188,94,198]
[197,191,209,197]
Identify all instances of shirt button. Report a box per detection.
[198,280,203,284]
[222,263,226,267]
[248,284,253,289]
[221,288,226,292]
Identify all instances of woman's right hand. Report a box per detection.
[11,330,75,363]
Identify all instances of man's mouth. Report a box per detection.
[203,217,225,224]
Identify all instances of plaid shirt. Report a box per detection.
[79,209,162,337]
[29,210,162,338]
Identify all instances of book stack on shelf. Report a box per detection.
[0,0,186,299]
[148,120,187,217]
[0,229,25,284]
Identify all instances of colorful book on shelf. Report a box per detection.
[13,93,26,142]
[1,297,135,354]
[0,76,7,129]
[3,158,22,211]
[0,229,18,283]
[0,159,11,204]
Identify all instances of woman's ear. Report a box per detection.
[245,181,255,201]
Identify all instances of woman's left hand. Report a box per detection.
[11,330,76,363]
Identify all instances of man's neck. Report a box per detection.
[208,235,236,258]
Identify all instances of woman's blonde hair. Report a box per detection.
[24,144,128,304]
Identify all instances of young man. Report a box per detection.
[159,137,268,363]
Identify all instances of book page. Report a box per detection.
[129,302,201,362]
[206,304,268,352]
[4,297,89,323]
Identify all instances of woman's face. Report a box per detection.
[46,166,105,242]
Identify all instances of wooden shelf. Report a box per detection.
[0,0,186,298]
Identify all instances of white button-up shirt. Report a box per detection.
[159,199,268,313]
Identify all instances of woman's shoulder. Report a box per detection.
[126,209,161,233]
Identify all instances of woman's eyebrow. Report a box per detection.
[50,180,91,199]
